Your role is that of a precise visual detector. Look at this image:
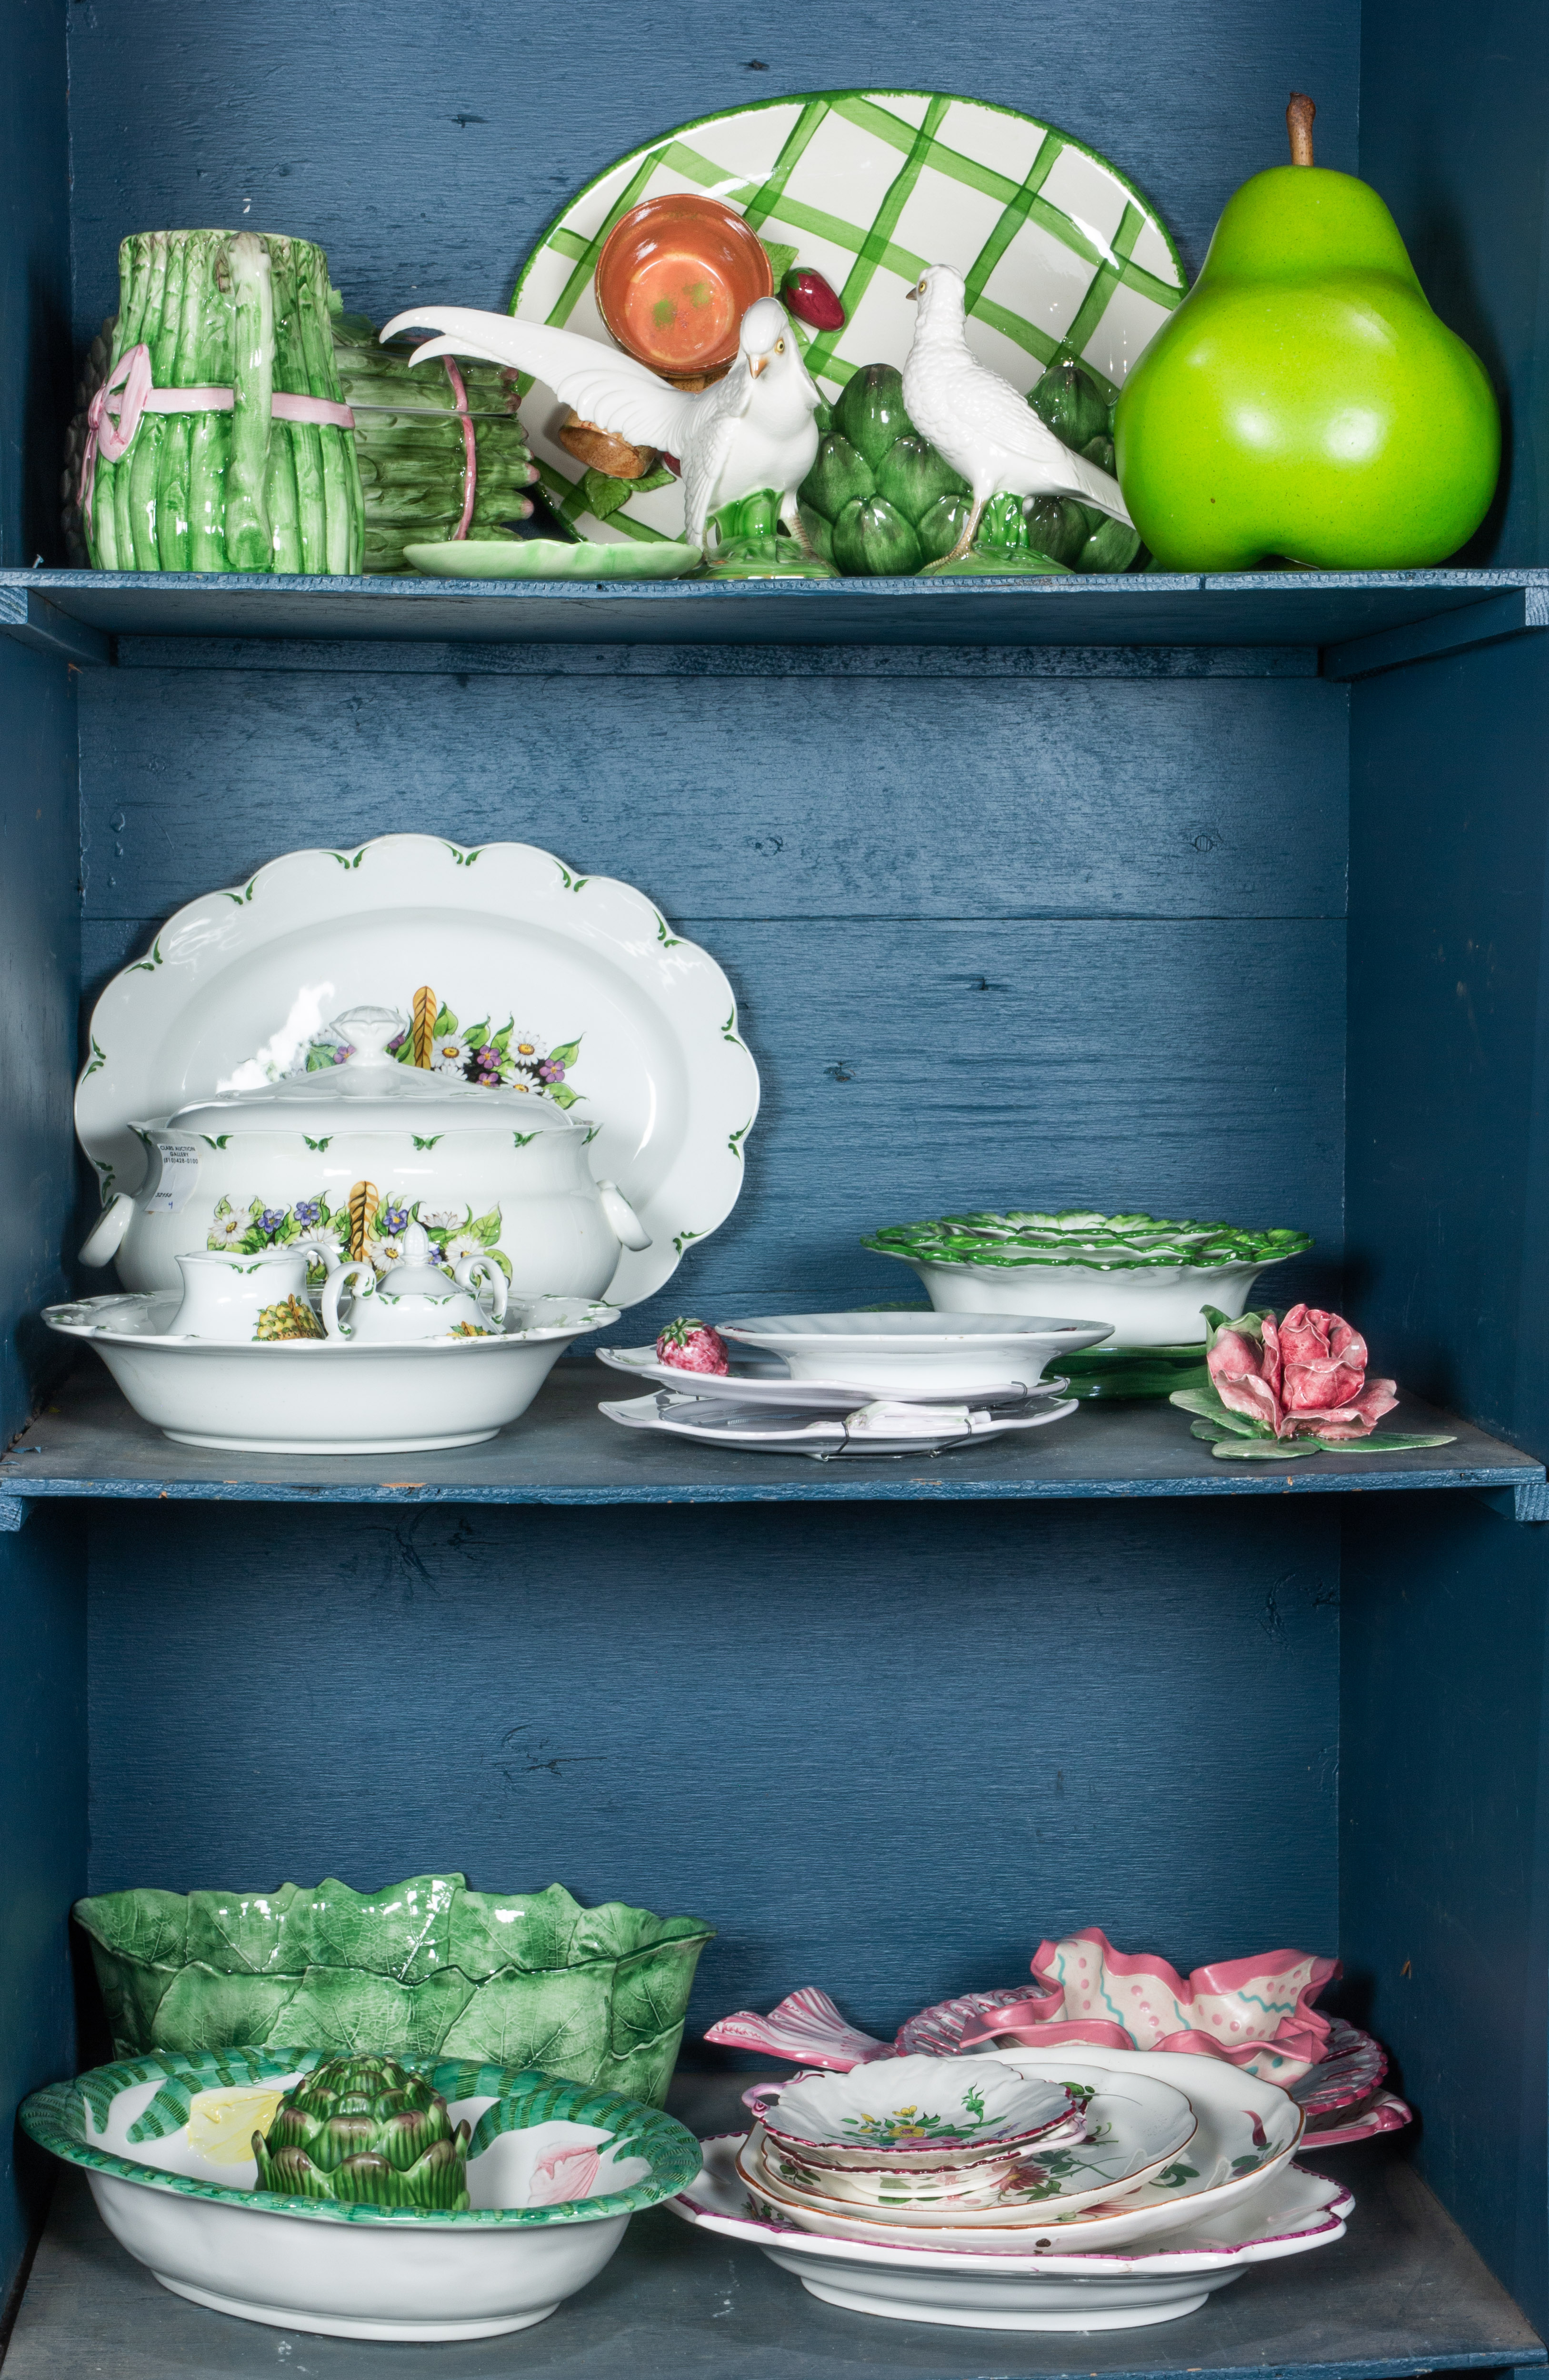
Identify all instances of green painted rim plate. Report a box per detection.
[510,89,1184,545]
[21,2047,702,2229]
[403,539,702,580]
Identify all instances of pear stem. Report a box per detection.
[1287,93,1316,166]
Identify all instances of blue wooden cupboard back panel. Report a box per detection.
[76,659,1349,1337]
[62,0,1359,356]
[85,1496,1340,2043]
[0,0,88,2315]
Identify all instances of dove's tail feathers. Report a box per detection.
[380,306,698,458]
[1059,450,1133,527]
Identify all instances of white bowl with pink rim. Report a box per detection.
[669,2135,1350,2331]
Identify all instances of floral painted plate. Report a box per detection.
[21,2047,700,2341]
[510,90,1184,545]
[402,538,701,579]
[668,2137,1350,2331]
[74,835,760,1311]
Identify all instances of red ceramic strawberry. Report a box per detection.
[781,269,845,332]
[656,1317,730,1374]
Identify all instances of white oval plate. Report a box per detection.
[669,2139,1349,2331]
[74,835,760,1311]
[402,539,702,580]
[599,1389,1079,1457]
[511,90,1184,545]
[597,1346,1068,1410]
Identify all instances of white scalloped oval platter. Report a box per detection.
[75,836,759,1310]
[510,89,1185,544]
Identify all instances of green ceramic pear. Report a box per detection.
[1114,95,1499,570]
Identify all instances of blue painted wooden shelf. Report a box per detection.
[1,567,1547,671]
[1,1363,1540,1517]
[4,2089,1543,2380]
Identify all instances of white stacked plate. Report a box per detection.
[665,2049,1347,2331]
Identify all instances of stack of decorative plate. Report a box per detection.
[667,2049,1352,2330]
[598,1311,1110,1459]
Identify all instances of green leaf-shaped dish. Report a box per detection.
[403,539,702,580]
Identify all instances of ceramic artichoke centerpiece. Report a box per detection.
[253,2054,471,2210]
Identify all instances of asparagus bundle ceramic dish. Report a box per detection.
[332,313,539,571]
[80,230,363,573]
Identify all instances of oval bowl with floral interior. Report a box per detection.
[748,2055,1072,2171]
[669,2136,1350,2332]
[20,2047,700,2342]
[862,1211,1313,1349]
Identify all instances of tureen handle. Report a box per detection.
[80,1192,134,1268]
[322,1260,377,1340]
[597,1180,652,1251]
[454,1252,508,1321]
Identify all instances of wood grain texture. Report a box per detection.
[84,1496,1340,2041]
[7,1365,1531,1508]
[111,640,1320,680]
[62,0,1359,352]
[1340,1497,1549,2338]
[77,665,1348,924]
[10,2151,1546,2380]
[7,568,1542,654]
[1361,0,1549,571]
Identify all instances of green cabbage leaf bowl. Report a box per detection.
[74,1874,713,2110]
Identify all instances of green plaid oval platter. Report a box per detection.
[510,88,1185,544]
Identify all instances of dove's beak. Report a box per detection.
[749,354,769,378]
[905,287,918,300]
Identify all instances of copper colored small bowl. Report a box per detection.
[595,194,774,378]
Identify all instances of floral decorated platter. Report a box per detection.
[75,836,759,1310]
[598,1387,1079,1457]
[21,2046,700,2341]
[669,2138,1350,2331]
[597,1345,1055,1410]
[510,91,1184,545]
[753,2054,1072,2160]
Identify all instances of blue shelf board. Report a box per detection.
[0,1363,1539,1516]
[5,2090,1543,2380]
[2,566,1548,664]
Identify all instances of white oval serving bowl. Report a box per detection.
[21,2049,701,2343]
[716,1312,1111,1391]
[43,1291,618,1453]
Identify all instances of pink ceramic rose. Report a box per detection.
[1207,1303,1398,1440]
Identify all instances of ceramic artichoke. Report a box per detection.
[796,355,1141,576]
[252,2055,471,2210]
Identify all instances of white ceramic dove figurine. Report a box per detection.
[901,264,1133,562]
[380,297,822,547]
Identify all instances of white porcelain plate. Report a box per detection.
[596,1346,1067,1410]
[716,1310,1111,1391]
[402,539,702,580]
[511,90,1184,544]
[670,2138,1350,2331]
[74,835,760,1310]
[599,1388,1079,1457]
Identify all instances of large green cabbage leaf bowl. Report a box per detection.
[74,1874,714,2111]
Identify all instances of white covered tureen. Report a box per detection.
[80,1008,650,1303]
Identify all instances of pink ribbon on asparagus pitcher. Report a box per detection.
[80,342,356,525]
[441,355,478,539]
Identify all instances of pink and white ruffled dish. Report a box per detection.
[705,1926,1412,2145]
[668,2136,1352,2331]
